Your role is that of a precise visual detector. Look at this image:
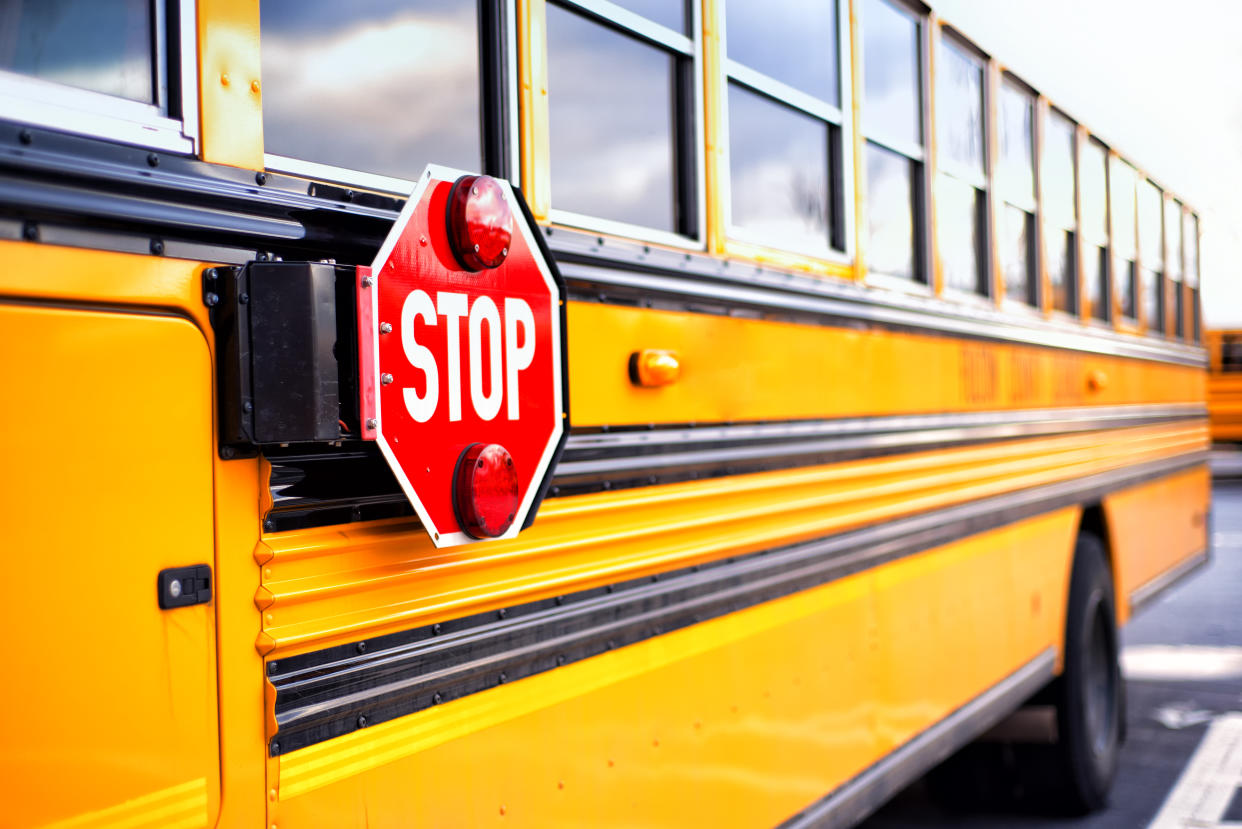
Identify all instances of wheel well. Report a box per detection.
[1078,504,1112,568]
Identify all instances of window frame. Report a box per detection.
[858,0,931,289]
[934,28,992,302]
[262,0,519,197]
[0,0,199,154]
[717,0,855,263]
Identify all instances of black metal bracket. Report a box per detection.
[205,262,360,459]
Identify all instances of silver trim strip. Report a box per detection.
[559,404,1205,478]
[783,649,1058,828]
[1128,548,1209,616]
[555,255,1206,367]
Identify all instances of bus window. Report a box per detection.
[724,0,846,255]
[1167,197,1185,338]
[1043,109,1078,315]
[1186,211,1201,343]
[546,1,692,238]
[1,0,155,103]
[1110,158,1138,322]
[860,0,925,284]
[0,0,194,151]
[1081,138,1110,321]
[1138,179,1164,333]
[936,36,987,296]
[260,0,483,188]
[998,77,1036,305]
[1223,336,1242,372]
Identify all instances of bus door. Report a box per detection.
[0,251,222,829]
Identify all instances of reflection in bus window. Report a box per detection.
[862,0,920,146]
[725,0,838,104]
[937,38,986,296]
[1167,198,1185,338]
[866,145,916,281]
[260,0,481,182]
[999,79,1035,304]
[1081,139,1109,321]
[728,84,830,251]
[1111,159,1138,321]
[547,3,679,232]
[1043,110,1078,314]
[861,0,923,283]
[0,0,155,103]
[938,173,984,294]
[1138,179,1164,333]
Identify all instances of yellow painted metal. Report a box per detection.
[985,58,1004,309]
[701,0,726,255]
[0,241,212,329]
[256,421,1205,660]
[1205,330,1242,441]
[270,510,1076,826]
[197,0,263,168]
[848,0,866,283]
[0,303,220,828]
[518,0,551,221]
[926,12,942,296]
[565,301,1205,427]
[1105,465,1209,623]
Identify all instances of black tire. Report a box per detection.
[1050,532,1123,813]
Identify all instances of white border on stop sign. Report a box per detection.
[366,164,566,548]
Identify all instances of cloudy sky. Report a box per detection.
[933,0,1242,327]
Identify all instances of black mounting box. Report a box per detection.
[205,262,361,458]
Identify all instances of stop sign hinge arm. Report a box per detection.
[203,262,365,460]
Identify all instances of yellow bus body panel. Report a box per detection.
[0,303,220,828]
[1105,465,1211,622]
[255,421,1206,659]
[270,510,1076,828]
[566,302,1204,427]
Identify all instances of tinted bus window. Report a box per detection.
[0,0,155,103]
[726,0,838,104]
[261,0,482,182]
[1043,110,1077,314]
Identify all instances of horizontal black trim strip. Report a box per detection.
[262,405,1206,530]
[2,123,1203,371]
[547,227,1206,369]
[779,650,1057,828]
[265,450,1206,756]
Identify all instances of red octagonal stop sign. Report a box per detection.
[357,165,567,547]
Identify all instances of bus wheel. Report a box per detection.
[1052,532,1123,813]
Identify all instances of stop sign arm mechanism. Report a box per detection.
[204,168,570,548]
[205,260,368,459]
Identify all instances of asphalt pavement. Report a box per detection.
[858,479,1242,829]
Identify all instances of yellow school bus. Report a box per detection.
[1207,329,1242,442]
[0,0,1210,827]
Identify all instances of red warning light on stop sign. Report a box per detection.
[359,165,567,547]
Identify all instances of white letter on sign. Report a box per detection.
[504,298,535,420]
[401,289,438,423]
[468,295,503,421]
[436,292,468,421]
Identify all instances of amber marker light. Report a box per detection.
[629,349,682,387]
[453,443,520,538]
[446,174,513,271]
